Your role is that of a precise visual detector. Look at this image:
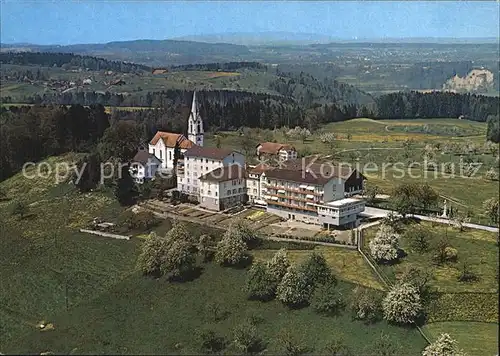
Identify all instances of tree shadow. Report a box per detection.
[169,266,204,283]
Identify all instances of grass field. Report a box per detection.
[363,221,499,293]
[2,264,428,355]
[422,322,498,356]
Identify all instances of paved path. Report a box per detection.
[362,207,499,233]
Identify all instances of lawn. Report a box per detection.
[2,264,428,355]
[253,246,384,290]
[362,221,499,293]
[422,321,498,356]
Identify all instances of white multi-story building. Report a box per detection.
[246,163,271,206]
[198,164,247,211]
[177,146,246,196]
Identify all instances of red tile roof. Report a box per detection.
[199,164,246,183]
[247,163,273,175]
[257,142,295,155]
[149,131,195,149]
[184,146,239,160]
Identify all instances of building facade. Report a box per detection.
[129,147,162,184]
[177,146,246,196]
[199,165,247,211]
[148,131,195,170]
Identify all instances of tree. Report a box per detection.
[0,186,6,200]
[245,262,276,301]
[433,237,458,265]
[232,321,263,354]
[369,224,401,263]
[230,219,258,246]
[114,164,138,206]
[400,266,432,297]
[350,286,382,323]
[277,330,308,356]
[266,248,290,282]
[165,220,192,243]
[484,167,498,181]
[368,333,401,356]
[136,232,168,276]
[196,327,226,354]
[382,283,422,324]
[405,226,431,253]
[197,234,214,262]
[451,212,470,232]
[457,262,478,283]
[12,201,28,220]
[363,181,380,204]
[482,197,499,226]
[75,151,102,192]
[391,183,437,216]
[98,120,141,161]
[299,252,334,287]
[311,279,345,316]
[172,140,181,175]
[214,229,248,266]
[161,239,196,279]
[422,333,466,356]
[323,336,352,356]
[276,265,312,307]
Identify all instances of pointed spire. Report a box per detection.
[191,91,198,116]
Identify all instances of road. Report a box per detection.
[362,206,499,233]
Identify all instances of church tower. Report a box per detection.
[187,91,204,147]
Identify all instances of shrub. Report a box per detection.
[214,230,248,266]
[276,330,308,356]
[457,262,479,283]
[11,201,28,220]
[369,224,401,263]
[196,327,225,354]
[422,333,466,356]
[382,283,422,324]
[276,265,312,308]
[433,238,457,265]
[311,280,345,316]
[204,301,229,322]
[299,252,334,287]
[400,266,432,297]
[197,234,215,262]
[245,262,276,301]
[118,210,159,232]
[350,286,382,323]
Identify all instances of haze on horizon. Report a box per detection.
[1,1,499,45]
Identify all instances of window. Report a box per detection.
[152,148,156,155]
[205,158,208,163]
[215,191,218,197]
[187,157,190,161]
[187,178,190,183]
[233,189,237,194]
[169,151,172,160]
[227,190,231,196]
[187,164,190,169]
[224,182,227,188]
[206,166,208,171]
[159,150,162,159]
[253,189,257,194]
[238,188,242,193]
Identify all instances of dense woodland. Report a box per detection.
[170,61,266,71]
[0,52,150,72]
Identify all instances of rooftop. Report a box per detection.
[265,168,334,185]
[326,198,363,207]
[257,142,295,155]
[199,164,246,183]
[132,149,161,165]
[149,131,195,149]
[184,145,239,160]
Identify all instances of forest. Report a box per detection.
[0,52,150,72]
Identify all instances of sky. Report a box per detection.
[1,1,499,45]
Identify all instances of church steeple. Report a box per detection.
[187,91,204,147]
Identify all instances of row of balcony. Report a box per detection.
[266,200,317,213]
[264,184,323,197]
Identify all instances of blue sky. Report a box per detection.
[1,1,499,44]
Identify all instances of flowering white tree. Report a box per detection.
[382,283,422,324]
[422,333,467,356]
[266,248,290,282]
[276,265,312,307]
[369,224,401,262]
[215,230,248,266]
